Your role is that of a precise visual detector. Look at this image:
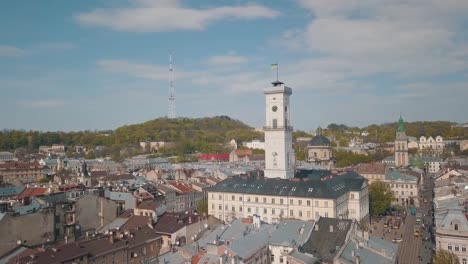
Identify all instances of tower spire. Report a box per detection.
[168,52,176,119]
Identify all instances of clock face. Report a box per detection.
[272,106,278,112]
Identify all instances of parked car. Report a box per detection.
[392,237,403,243]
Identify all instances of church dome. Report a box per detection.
[309,127,331,146]
[309,135,331,146]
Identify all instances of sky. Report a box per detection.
[1,0,468,132]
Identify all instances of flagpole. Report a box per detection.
[276,62,279,81]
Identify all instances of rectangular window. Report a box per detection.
[315,212,320,219]
[462,246,466,252]
[325,212,329,217]
[239,206,242,212]
[315,201,319,207]
[272,208,275,215]
[219,195,222,199]
[307,211,311,218]
[448,245,453,250]
[225,205,228,210]
[401,191,404,195]
[219,205,222,210]
[280,199,284,204]
[255,197,258,202]
[350,194,355,199]
[248,207,251,213]
[212,204,214,209]
[272,198,275,204]
[211,194,214,199]
[455,245,460,251]
[298,200,302,206]
[264,208,267,214]
[231,206,235,211]
[324,201,328,207]
[299,210,302,217]
[263,198,267,203]
[255,207,259,213]
[290,199,294,205]
[232,195,235,200]
[280,209,284,216]
[307,200,311,206]
[290,210,294,217]
[239,196,242,201]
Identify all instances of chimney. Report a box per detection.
[315,224,319,231]
[189,216,192,224]
[329,225,334,233]
[109,234,114,244]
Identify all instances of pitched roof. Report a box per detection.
[301,217,352,262]
[209,171,366,199]
[0,186,25,197]
[357,163,387,175]
[12,187,47,200]
[199,153,230,161]
[153,212,204,235]
[385,171,418,182]
[16,243,88,264]
[137,200,159,210]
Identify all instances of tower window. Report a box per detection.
[272,106,278,112]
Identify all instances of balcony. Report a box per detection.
[263,126,293,131]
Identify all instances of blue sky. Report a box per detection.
[1,0,467,132]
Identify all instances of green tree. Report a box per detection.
[433,249,460,264]
[369,180,394,216]
[196,199,208,215]
[85,150,96,159]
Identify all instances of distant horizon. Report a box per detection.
[1,1,467,131]
[1,115,466,133]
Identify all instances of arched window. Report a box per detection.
[463,259,466,264]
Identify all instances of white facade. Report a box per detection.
[243,140,265,150]
[208,186,369,224]
[419,136,444,154]
[264,82,294,179]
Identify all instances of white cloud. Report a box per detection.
[77,1,279,32]
[18,100,65,108]
[281,0,468,82]
[206,54,248,66]
[0,45,25,57]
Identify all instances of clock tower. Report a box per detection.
[264,81,294,179]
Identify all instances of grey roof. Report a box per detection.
[385,171,418,182]
[0,186,24,197]
[12,199,41,215]
[156,251,188,264]
[309,135,331,146]
[288,250,320,264]
[269,220,314,247]
[209,171,366,199]
[301,217,352,263]
[98,217,130,233]
[229,231,269,259]
[340,237,398,264]
[35,192,69,205]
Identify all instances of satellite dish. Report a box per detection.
[17,240,22,245]
[75,225,80,230]
[204,223,208,229]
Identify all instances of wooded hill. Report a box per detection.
[0,116,263,154]
[323,121,467,145]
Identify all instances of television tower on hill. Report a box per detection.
[168,53,176,119]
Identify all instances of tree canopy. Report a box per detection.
[433,249,460,264]
[369,180,394,216]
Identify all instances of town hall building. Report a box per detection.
[207,80,369,224]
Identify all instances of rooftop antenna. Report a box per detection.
[168,52,176,119]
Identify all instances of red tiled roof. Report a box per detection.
[166,181,196,193]
[198,153,229,161]
[356,162,387,175]
[137,200,159,210]
[13,187,47,200]
[0,161,42,170]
